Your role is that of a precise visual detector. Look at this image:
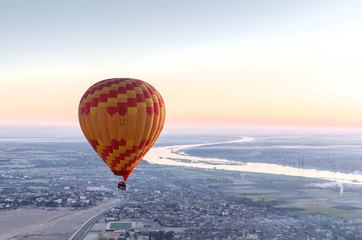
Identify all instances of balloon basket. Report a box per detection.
[117,181,127,190]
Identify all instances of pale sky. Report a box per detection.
[1,0,362,129]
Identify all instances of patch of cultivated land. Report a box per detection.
[205,169,362,219]
[0,198,120,240]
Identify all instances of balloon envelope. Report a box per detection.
[78,78,165,181]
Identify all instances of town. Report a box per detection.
[0,140,361,239]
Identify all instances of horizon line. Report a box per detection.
[2,122,362,131]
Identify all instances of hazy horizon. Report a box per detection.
[2,124,362,138]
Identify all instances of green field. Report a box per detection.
[143,164,362,220]
[109,222,133,230]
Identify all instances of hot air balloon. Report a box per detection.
[78,78,165,189]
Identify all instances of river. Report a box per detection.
[145,136,362,185]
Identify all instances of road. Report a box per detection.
[69,206,113,240]
[70,195,126,240]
